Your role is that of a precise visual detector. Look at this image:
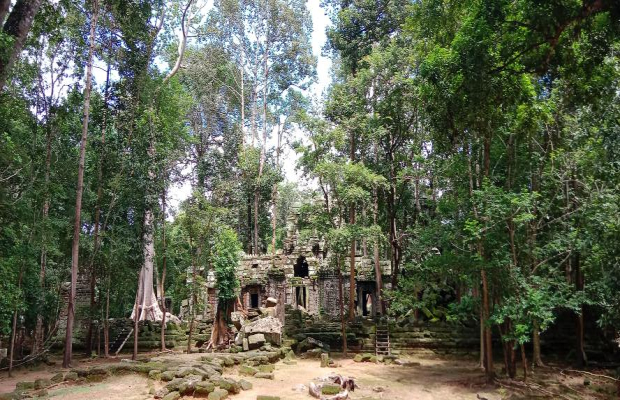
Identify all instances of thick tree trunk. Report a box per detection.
[63,0,99,368]
[131,207,164,322]
[0,0,10,25]
[0,0,43,91]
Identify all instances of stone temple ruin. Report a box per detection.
[55,206,483,356]
[180,206,393,328]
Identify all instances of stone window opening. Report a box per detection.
[294,256,309,278]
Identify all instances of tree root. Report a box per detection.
[494,378,572,400]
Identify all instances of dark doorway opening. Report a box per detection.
[250,293,259,308]
[362,290,372,316]
[294,256,309,278]
[295,286,307,309]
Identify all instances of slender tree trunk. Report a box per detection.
[34,123,53,354]
[482,135,494,381]
[271,125,282,255]
[63,0,99,368]
[160,187,167,351]
[0,0,44,91]
[8,263,24,377]
[187,231,197,354]
[104,280,110,357]
[574,252,586,367]
[348,126,356,320]
[338,259,347,356]
[372,181,384,315]
[84,58,110,355]
[520,343,528,381]
[349,205,356,320]
[532,320,544,367]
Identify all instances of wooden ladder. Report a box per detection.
[109,327,133,355]
[375,324,390,356]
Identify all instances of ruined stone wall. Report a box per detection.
[283,306,479,354]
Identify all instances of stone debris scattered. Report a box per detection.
[0,347,289,400]
[308,374,356,400]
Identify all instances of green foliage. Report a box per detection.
[213,227,241,301]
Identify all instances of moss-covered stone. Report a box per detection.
[239,365,258,376]
[216,378,240,394]
[15,381,34,391]
[257,364,274,373]
[194,381,215,396]
[148,369,162,380]
[33,378,51,390]
[255,372,274,380]
[161,370,176,381]
[50,373,64,383]
[162,391,181,400]
[239,379,252,390]
[207,388,228,400]
[64,372,79,381]
[256,396,280,400]
[321,384,342,395]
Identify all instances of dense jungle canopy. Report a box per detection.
[0,0,619,382]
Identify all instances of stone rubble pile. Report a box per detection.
[1,348,290,400]
[233,298,283,352]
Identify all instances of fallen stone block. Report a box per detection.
[239,379,253,390]
[207,388,228,400]
[239,365,258,376]
[33,378,51,390]
[162,391,181,400]
[195,381,215,396]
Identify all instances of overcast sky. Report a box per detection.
[166,1,333,213]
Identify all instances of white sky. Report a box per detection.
[166,1,332,212]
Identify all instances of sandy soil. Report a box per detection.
[226,355,502,400]
[1,351,617,399]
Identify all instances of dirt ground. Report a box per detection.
[1,351,618,399]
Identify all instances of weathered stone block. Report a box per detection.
[34,378,51,390]
[64,372,78,381]
[148,369,162,380]
[195,381,215,396]
[207,388,228,400]
[255,372,274,380]
[257,364,274,373]
[216,378,240,394]
[239,365,258,376]
[239,379,253,390]
[162,391,181,400]
[248,333,266,349]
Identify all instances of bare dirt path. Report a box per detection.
[227,355,501,400]
[2,351,616,399]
